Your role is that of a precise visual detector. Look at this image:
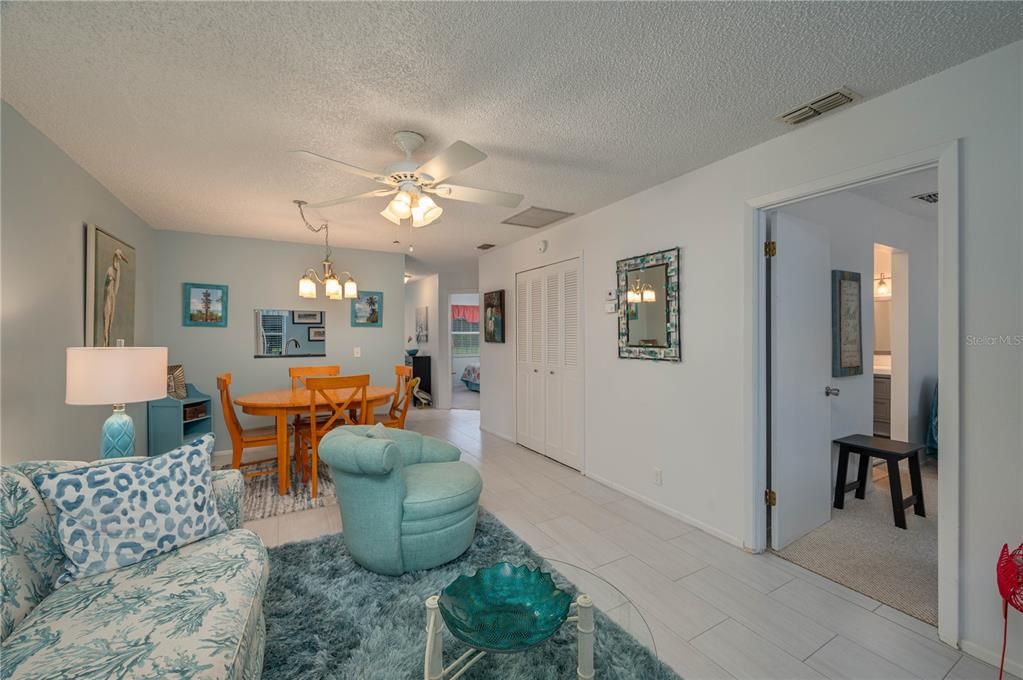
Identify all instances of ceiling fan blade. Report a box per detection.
[417,141,487,184]
[290,149,388,183]
[430,184,524,209]
[307,188,395,210]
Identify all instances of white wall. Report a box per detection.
[1,102,157,462]
[779,190,938,444]
[404,274,439,399]
[480,41,1022,667]
[152,230,406,445]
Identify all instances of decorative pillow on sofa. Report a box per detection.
[34,432,228,586]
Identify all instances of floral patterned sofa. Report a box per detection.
[0,459,267,679]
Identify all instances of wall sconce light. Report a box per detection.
[875,273,892,298]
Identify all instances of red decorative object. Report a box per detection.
[451,304,480,324]
[996,542,1023,680]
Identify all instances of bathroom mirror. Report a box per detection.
[253,309,327,358]
[617,247,681,361]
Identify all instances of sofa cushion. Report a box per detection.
[0,528,267,680]
[0,468,64,643]
[401,462,482,522]
[33,433,227,586]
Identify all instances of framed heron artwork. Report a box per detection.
[85,224,136,347]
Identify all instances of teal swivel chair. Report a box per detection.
[318,424,482,576]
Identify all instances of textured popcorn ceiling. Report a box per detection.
[2,2,1020,272]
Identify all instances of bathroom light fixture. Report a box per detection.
[294,200,358,300]
[875,273,892,298]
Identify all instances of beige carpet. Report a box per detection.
[776,460,938,625]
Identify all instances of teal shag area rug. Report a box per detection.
[262,510,680,679]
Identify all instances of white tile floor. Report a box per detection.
[245,409,1014,680]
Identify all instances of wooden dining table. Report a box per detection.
[234,385,395,495]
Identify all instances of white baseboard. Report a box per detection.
[584,471,745,550]
[211,446,276,468]
[479,425,515,444]
[960,640,1022,679]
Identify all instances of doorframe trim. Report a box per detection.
[742,140,961,647]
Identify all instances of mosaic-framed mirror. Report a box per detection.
[616,247,681,362]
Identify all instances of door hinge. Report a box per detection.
[764,489,777,506]
[763,241,777,257]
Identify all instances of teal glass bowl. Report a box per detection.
[438,562,573,653]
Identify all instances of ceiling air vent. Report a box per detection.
[476,243,496,251]
[502,206,574,229]
[778,88,857,125]
[912,192,939,204]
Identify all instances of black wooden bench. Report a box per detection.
[833,434,927,530]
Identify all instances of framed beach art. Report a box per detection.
[182,283,228,327]
[831,270,863,376]
[351,291,383,327]
[85,224,137,346]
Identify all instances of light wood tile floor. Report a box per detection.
[245,409,1014,680]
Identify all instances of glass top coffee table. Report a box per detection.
[423,557,663,679]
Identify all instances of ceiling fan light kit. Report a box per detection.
[295,130,524,230]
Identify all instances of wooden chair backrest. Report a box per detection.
[304,374,370,438]
[290,365,340,389]
[390,377,419,429]
[216,373,243,447]
[390,364,413,413]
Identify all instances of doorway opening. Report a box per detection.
[449,292,480,411]
[765,168,941,626]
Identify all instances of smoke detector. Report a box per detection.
[777,88,858,125]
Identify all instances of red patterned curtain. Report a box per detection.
[451,305,480,324]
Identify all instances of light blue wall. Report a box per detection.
[1,102,157,463]
[152,230,405,446]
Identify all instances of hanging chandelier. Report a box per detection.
[294,200,358,300]
[626,277,657,304]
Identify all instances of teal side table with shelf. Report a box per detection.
[147,383,213,456]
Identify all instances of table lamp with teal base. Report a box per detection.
[66,342,169,459]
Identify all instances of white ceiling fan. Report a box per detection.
[293,131,524,228]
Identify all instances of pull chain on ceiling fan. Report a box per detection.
[292,131,524,229]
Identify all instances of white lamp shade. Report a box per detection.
[299,276,317,299]
[343,276,358,299]
[66,346,168,405]
[379,207,401,225]
[324,275,341,298]
[626,289,641,304]
[642,287,656,303]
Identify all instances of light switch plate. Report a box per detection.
[353,347,361,358]
[605,301,618,314]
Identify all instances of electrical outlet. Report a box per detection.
[653,467,663,486]
[353,346,361,358]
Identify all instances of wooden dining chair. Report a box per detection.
[296,374,370,498]
[217,373,293,477]
[288,365,340,467]
[377,364,418,429]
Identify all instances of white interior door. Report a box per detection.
[771,213,834,550]
[516,270,546,453]
[544,259,582,470]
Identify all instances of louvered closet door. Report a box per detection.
[515,270,546,453]
[543,259,581,470]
